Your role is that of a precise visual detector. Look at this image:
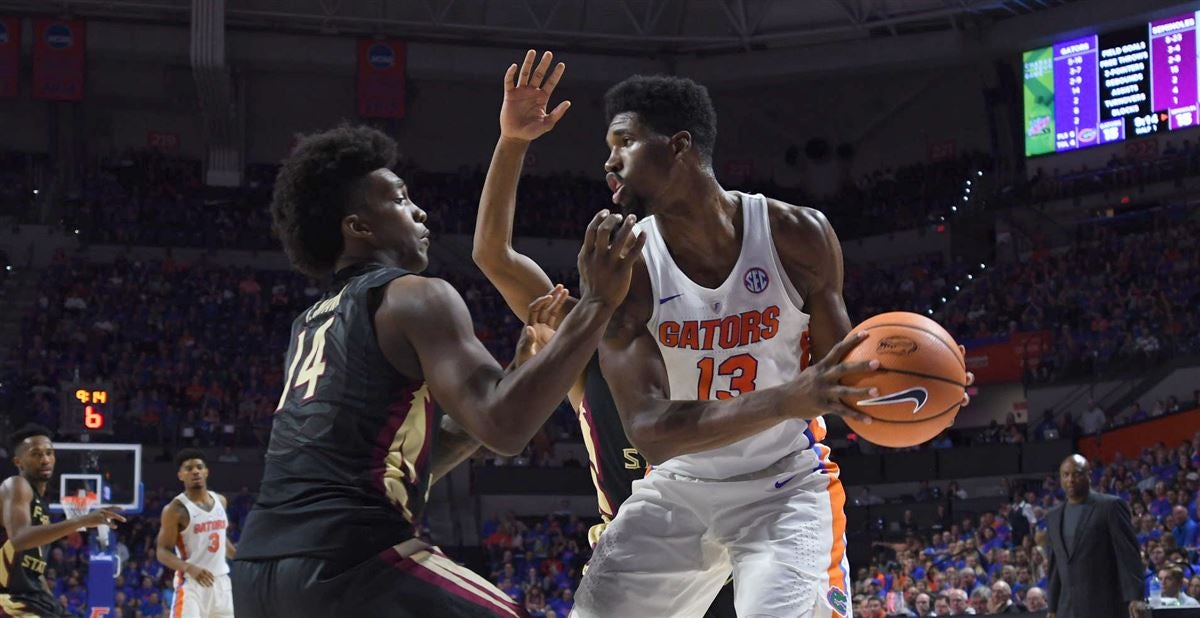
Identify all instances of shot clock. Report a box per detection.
[59,381,114,435]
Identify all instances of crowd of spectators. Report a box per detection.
[61,148,989,252]
[939,206,1200,385]
[1023,138,1200,204]
[481,512,593,617]
[848,431,1200,616]
[0,252,580,447]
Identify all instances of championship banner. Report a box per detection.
[32,18,85,101]
[0,17,19,98]
[357,39,406,119]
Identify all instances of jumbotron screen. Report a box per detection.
[1023,12,1200,156]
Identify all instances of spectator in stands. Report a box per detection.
[945,588,971,615]
[988,580,1022,614]
[863,595,886,618]
[1024,586,1048,612]
[1189,576,1200,604]
[1171,505,1199,549]
[913,592,932,617]
[933,594,952,615]
[1079,402,1107,435]
[1154,565,1200,608]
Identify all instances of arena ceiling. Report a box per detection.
[2,0,1080,55]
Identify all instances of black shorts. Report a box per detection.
[0,591,72,617]
[231,546,528,618]
[704,581,737,618]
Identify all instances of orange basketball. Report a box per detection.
[837,312,967,448]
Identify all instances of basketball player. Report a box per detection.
[0,424,125,617]
[156,449,235,618]
[231,125,643,618]
[570,76,974,618]
[473,50,736,617]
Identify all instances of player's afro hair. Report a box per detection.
[604,75,717,161]
[271,125,399,278]
[8,423,52,455]
[174,448,206,470]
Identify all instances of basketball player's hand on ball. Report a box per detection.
[786,331,880,423]
[500,50,571,143]
[185,564,216,587]
[80,507,126,529]
[578,210,646,309]
[514,285,570,366]
[961,345,974,407]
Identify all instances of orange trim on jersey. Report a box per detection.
[824,470,849,612]
[808,418,827,443]
[174,537,189,587]
[173,585,185,618]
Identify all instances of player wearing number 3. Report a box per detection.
[571,76,974,618]
[157,449,236,618]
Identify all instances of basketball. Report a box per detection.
[837,312,968,448]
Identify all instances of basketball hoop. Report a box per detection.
[62,490,106,547]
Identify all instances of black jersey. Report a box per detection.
[0,483,52,596]
[579,355,646,522]
[236,264,439,569]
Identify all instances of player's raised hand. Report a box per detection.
[513,285,570,366]
[500,49,570,142]
[783,331,881,424]
[577,210,646,309]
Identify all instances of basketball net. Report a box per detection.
[62,490,109,549]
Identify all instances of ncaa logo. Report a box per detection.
[46,24,73,49]
[0,22,8,45]
[743,267,769,294]
[368,43,394,69]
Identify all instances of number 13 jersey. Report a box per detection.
[635,193,820,480]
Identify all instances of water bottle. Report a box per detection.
[1148,574,1162,605]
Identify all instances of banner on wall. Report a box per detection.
[964,330,1053,385]
[32,19,85,101]
[1079,409,1200,463]
[357,39,406,119]
[0,17,19,98]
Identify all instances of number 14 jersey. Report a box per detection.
[635,193,820,480]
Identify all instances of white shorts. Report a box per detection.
[171,573,234,618]
[573,448,851,618]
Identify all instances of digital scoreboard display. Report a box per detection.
[1024,12,1199,156]
[59,382,114,435]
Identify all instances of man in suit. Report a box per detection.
[1046,454,1148,618]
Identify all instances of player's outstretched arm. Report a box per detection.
[156,500,214,587]
[600,263,880,466]
[381,211,643,456]
[0,477,124,552]
[473,50,575,317]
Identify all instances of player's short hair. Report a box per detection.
[604,75,717,161]
[174,448,207,470]
[270,124,399,277]
[9,424,52,455]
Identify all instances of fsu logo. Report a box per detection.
[743,267,769,294]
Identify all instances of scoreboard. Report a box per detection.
[1024,12,1200,156]
[59,382,114,435]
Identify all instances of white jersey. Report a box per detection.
[636,192,823,479]
[173,491,230,584]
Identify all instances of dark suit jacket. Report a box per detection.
[1046,491,1144,618]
